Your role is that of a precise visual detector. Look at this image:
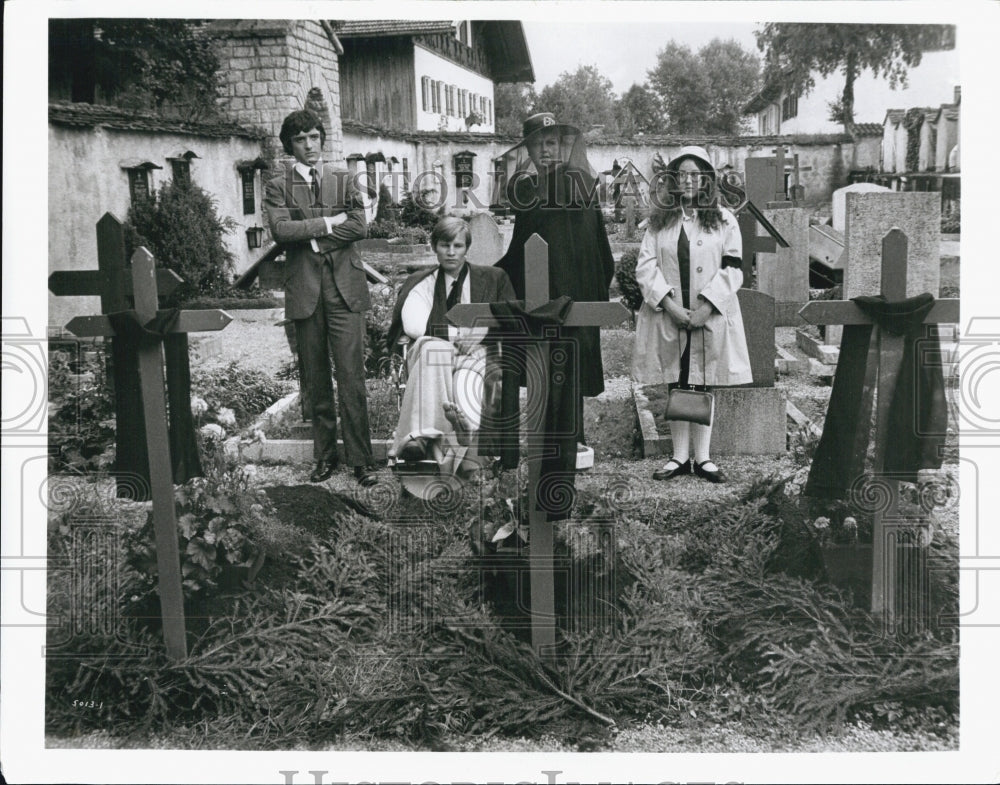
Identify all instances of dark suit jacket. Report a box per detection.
[386,262,518,462]
[385,263,516,353]
[264,163,369,319]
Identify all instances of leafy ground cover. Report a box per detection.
[45,309,960,752]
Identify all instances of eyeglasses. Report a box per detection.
[677,172,706,182]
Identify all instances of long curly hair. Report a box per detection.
[648,153,723,234]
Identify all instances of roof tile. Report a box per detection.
[48,102,264,140]
[336,20,456,38]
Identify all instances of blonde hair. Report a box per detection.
[430,216,472,249]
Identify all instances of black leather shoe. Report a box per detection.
[354,464,379,487]
[398,437,430,462]
[652,457,691,481]
[694,460,725,483]
[309,459,337,483]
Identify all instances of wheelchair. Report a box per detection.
[387,333,507,498]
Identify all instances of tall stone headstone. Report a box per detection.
[844,192,940,300]
[736,288,776,388]
[624,195,638,241]
[465,212,505,266]
[711,289,785,455]
[832,183,891,233]
[756,207,810,324]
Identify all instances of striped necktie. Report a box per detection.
[309,167,320,205]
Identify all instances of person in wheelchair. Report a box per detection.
[385,216,516,498]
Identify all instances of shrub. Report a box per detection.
[364,283,397,378]
[366,219,428,245]
[399,187,443,232]
[124,463,275,599]
[191,362,292,429]
[365,218,398,239]
[614,248,644,312]
[125,179,238,304]
[393,225,429,245]
[183,284,279,310]
[941,200,960,234]
[48,345,116,473]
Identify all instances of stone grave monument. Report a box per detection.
[800,191,940,365]
[465,212,505,266]
[756,207,810,326]
[832,182,891,233]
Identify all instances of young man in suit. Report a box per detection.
[264,109,378,486]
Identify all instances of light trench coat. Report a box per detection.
[631,207,752,386]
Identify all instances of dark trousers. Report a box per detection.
[295,262,373,467]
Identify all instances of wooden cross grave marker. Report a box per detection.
[49,213,184,497]
[798,228,958,632]
[59,235,232,660]
[732,158,791,280]
[448,233,629,655]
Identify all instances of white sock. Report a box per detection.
[692,422,713,465]
[668,420,690,463]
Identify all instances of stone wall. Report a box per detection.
[48,121,266,330]
[213,20,343,164]
[344,125,880,211]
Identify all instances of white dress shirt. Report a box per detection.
[400,267,488,347]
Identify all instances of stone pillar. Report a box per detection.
[756,207,809,325]
[212,20,344,167]
[844,192,941,300]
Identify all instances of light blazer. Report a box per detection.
[263,163,369,319]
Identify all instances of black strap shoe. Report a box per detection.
[652,457,691,481]
[309,459,337,483]
[354,464,379,487]
[694,460,725,483]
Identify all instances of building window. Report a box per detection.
[453,150,476,190]
[781,93,798,122]
[129,169,151,203]
[421,76,431,112]
[167,151,198,187]
[170,159,191,186]
[446,85,454,116]
[239,168,256,214]
[236,158,266,215]
[122,161,162,206]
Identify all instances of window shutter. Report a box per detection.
[421,76,430,112]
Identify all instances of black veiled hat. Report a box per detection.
[521,112,582,139]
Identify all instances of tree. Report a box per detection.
[754,23,955,132]
[615,83,665,136]
[647,38,760,135]
[493,82,538,136]
[49,19,221,119]
[535,64,620,134]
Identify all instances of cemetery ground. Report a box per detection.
[45,296,959,753]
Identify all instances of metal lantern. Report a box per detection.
[245,225,265,249]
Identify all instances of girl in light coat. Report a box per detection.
[632,146,751,483]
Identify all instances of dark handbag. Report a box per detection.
[665,387,714,425]
[664,327,714,425]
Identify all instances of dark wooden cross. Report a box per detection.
[59,241,232,660]
[448,234,629,655]
[49,213,183,497]
[799,228,958,632]
[735,157,791,280]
